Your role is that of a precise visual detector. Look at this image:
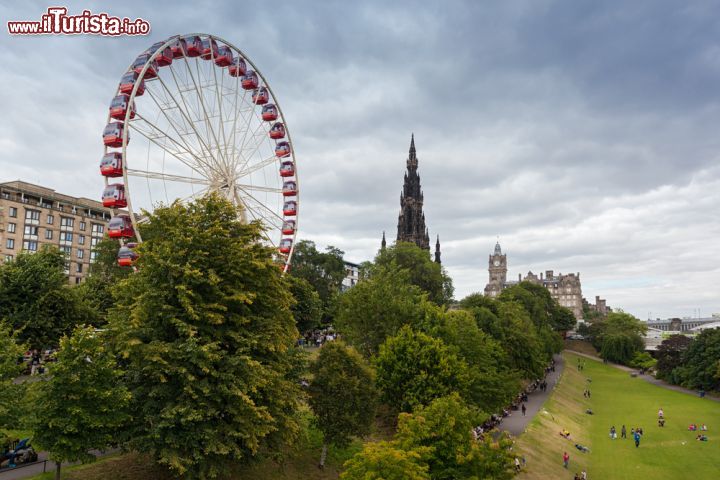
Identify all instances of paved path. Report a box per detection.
[0,449,116,480]
[501,353,565,437]
[566,350,720,402]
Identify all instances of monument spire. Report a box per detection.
[397,134,430,250]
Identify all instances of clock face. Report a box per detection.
[493,260,500,267]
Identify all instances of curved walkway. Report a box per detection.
[500,353,565,437]
[566,349,720,402]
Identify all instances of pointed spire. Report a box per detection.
[407,134,418,169]
[381,231,387,250]
[435,235,441,264]
[397,134,430,250]
[410,133,416,155]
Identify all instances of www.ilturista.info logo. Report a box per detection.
[7,7,150,36]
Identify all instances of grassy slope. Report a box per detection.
[516,352,720,480]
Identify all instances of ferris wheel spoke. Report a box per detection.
[178,185,211,204]
[234,183,283,194]
[235,154,277,179]
[143,84,221,177]
[128,116,212,179]
[237,188,286,226]
[224,73,245,169]
[126,168,212,185]
[237,197,280,246]
[211,49,231,165]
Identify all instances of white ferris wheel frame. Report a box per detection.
[103,33,298,271]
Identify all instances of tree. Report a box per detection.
[289,240,346,323]
[77,237,132,322]
[309,341,377,468]
[0,323,25,429]
[287,275,322,335]
[629,351,656,371]
[433,310,518,412]
[335,267,428,357]
[498,282,575,332]
[374,326,469,412]
[459,293,499,315]
[374,242,453,305]
[593,312,646,365]
[30,326,130,480]
[673,328,720,391]
[395,394,515,480]
[0,247,97,348]
[108,195,302,479]
[495,302,547,378]
[341,441,430,480]
[655,335,693,380]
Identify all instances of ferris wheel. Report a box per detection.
[99,33,298,272]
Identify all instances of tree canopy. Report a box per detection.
[108,194,302,479]
[341,441,431,480]
[673,328,720,391]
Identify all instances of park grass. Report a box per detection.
[515,352,720,480]
[563,339,598,357]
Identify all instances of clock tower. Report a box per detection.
[484,241,507,297]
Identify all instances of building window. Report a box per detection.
[7,223,16,233]
[23,225,38,236]
[90,250,99,261]
[25,209,40,221]
[91,223,104,235]
[77,249,84,259]
[76,263,83,273]
[4,254,12,262]
[5,239,14,249]
[79,221,86,231]
[60,246,72,255]
[60,232,73,242]
[46,215,54,225]
[60,217,74,228]
[75,277,81,284]
[9,207,17,218]
[45,229,53,240]
[78,234,85,245]
[22,240,38,251]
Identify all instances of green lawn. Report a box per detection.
[515,352,720,479]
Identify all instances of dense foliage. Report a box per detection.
[30,326,130,479]
[287,275,323,334]
[590,312,646,364]
[0,247,97,348]
[655,335,693,381]
[0,323,25,428]
[341,441,431,480]
[309,341,377,466]
[672,328,720,391]
[108,195,302,479]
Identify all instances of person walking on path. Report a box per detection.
[633,431,641,448]
[521,404,527,416]
[563,451,570,468]
[621,425,627,439]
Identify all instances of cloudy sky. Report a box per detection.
[2,1,719,320]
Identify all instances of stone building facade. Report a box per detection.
[484,241,584,320]
[0,180,113,284]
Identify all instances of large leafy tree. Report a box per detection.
[395,394,515,480]
[499,282,575,332]
[309,341,377,468]
[0,323,25,429]
[655,334,693,381]
[374,242,453,305]
[341,441,431,480]
[287,275,323,335]
[77,237,132,322]
[0,247,97,348]
[335,266,428,357]
[592,311,647,365]
[108,195,302,479]
[289,240,346,323]
[495,302,546,378]
[673,328,720,390]
[30,326,130,480]
[374,326,470,412]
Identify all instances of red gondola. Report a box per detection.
[171,37,187,58]
[228,57,247,77]
[146,41,173,67]
[215,45,233,67]
[252,87,269,105]
[282,181,297,197]
[103,122,129,148]
[108,214,134,238]
[275,141,291,158]
[261,104,278,122]
[241,70,259,90]
[102,184,127,208]
[279,161,295,177]
[109,94,135,121]
[269,122,286,139]
[282,220,296,235]
[183,35,202,57]
[100,152,123,177]
[117,246,138,267]
[279,238,293,254]
[132,54,158,79]
[283,201,297,216]
[200,38,219,60]
[119,71,145,96]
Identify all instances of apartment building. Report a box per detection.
[0,181,113,284]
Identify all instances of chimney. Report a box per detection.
[518,273,521,282]
[546,270,553,279]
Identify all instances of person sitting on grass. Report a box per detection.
[585,408,593,415]
[560,429,571,438]
[701,424,708,431]
[574,443,590,453]
[689,424,698,431]
[658,418,665,427]
[696,434,708,442]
